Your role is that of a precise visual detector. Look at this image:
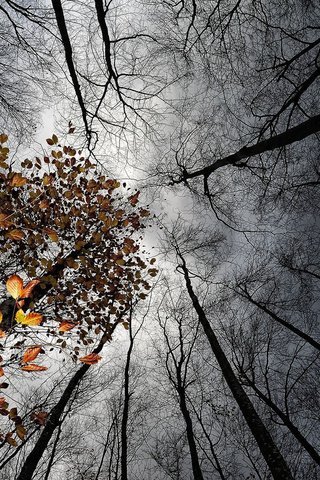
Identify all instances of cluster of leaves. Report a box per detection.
[0,133,157,446]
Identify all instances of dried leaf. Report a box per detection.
[0,330,5,338]
[16,424,26,440]
[52,134,58,144]
[0,213,13,228]
[5,229,25,241]
[5,434,17,447]
[43,228,59,242]
[11,174,27,187]
[20,279,40,299]
[79,353,102,365]
[0,134,8,144]
[22,347,41,364]
[15,310,43,326]
[46,138,54,146]
[21,364,47,372]
[0,368,4,377]
[6,275,23,299]
[58,321,76,332]
[31,411,47,425]
[129,191,140,206]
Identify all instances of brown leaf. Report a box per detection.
[11,173,27,187]
[5,229,25,241]
[22,347,42,364]
[21,364,47,372]
[58,321,76,332]
[79,353,102,365]
[0,213,13,228]
[16,424,26,440]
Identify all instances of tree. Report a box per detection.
[0,132,156,473]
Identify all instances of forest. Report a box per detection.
[0,1,319,479]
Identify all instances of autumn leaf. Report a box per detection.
[15,310,43,326]
[31,411,48,425]
[58,321,76,332]
[20,279,40,299]
[39,199,49,209]
[6,275,23,299]
[21,364,47,372]
[43,228,59,242]
[22,347,42,364]
[0,213,13,229]
[0,134,8,144]
[5,229,25,241]
[16,424,26,440]
[46,138,54,146]
[0,311,2,324]
[5,433,17,447]
[0,330,5,338]
[10,173,27,187]
[0,368,4,377]
[129,191,140,205]
[79,353,102,365]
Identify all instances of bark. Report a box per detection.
[241,373,320,466]
[51,0,91,141]
[178,253,293,480]
[238,288,320,352]
[172,114,320,184]
[177,385,204,480]
[120,319,134,480]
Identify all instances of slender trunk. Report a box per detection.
[177,385,204,480]
[120,322,134,480]
[242,373,320,466]
[240,290,320,352]
[178,254,293,479]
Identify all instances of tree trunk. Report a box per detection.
[178,253,293,480]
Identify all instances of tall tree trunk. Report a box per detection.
[240,372,320,466]
[177,384,204,480]
[178,253,293,480]
[120,320,134,480]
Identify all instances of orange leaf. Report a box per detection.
[79,353,102,365]
[58,321,76,332]
[22,347,41,364]
[21,364,47,372]
[20,279,40,299]
[0,330,6,338]
[6,228,25,240]
[0,213,13,228]
[15,310,43,326]
[43,228,59,242]
[0,368,4,377]
[11,173,27,187]
[0,311,2,323]
[39,199,49,209]
[6,275,23,299]
[5,229,25,241]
